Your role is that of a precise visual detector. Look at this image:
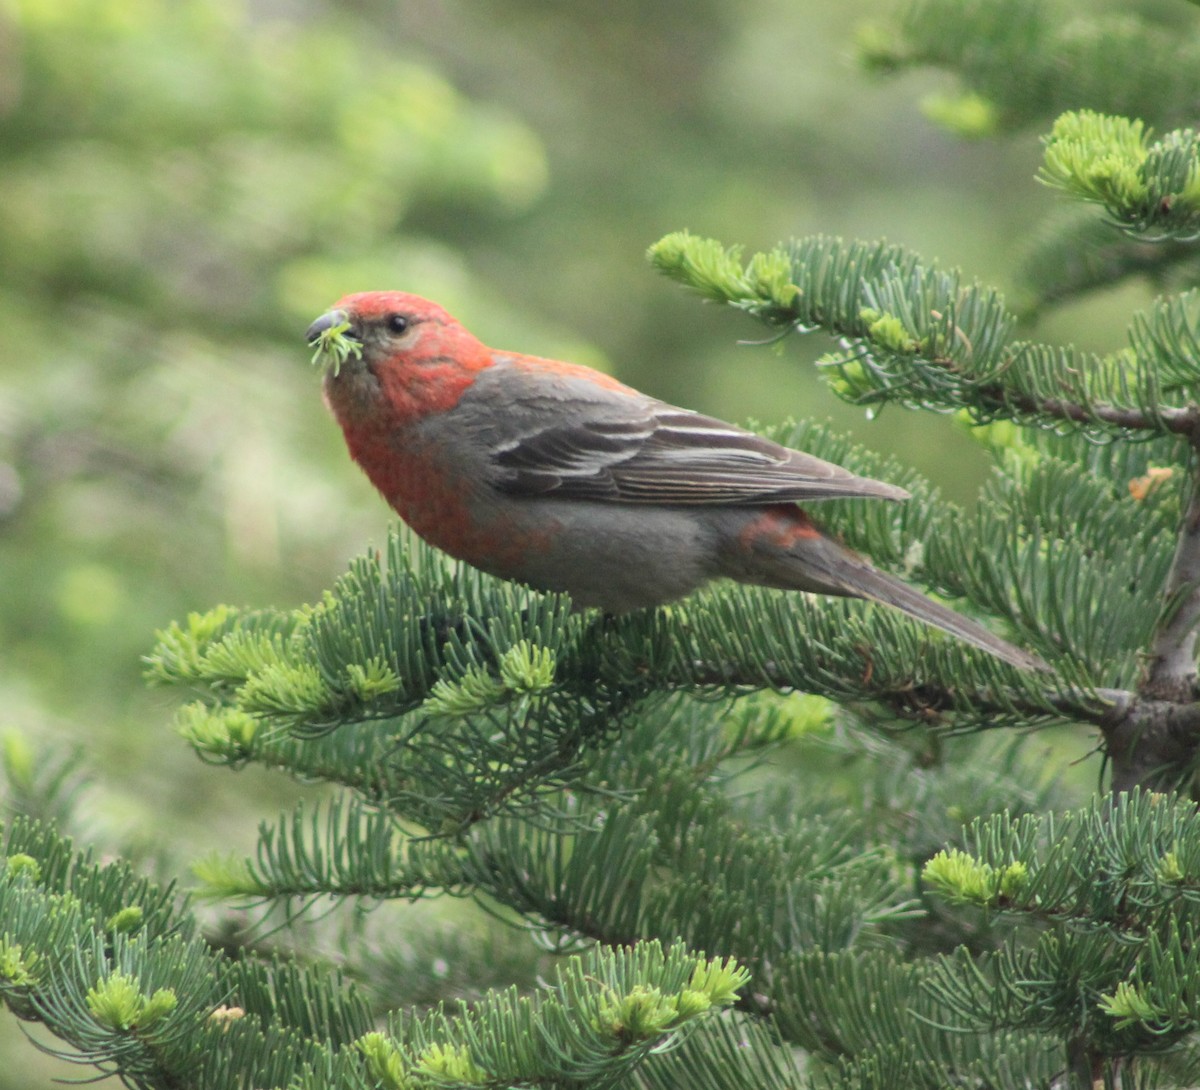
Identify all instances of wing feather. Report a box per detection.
[492,403,909,505]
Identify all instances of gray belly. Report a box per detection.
[491,500,721,613]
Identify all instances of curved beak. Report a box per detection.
[306,308,351,344]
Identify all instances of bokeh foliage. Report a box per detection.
[5,0,1200,1086]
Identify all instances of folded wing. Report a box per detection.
[491,405,909,505]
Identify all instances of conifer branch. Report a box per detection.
[1006,395,1200,438]
[648,232,1200,441]
[1038,113,1200,242]
[0,816,750,1090]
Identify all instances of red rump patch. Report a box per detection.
[738,505,823,549]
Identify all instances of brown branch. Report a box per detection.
[1011,395,1200,436]
[683,657,1130,728]
[1142,442,1200,702]
[887,329,1200,437]
[1103,696,1200,794]
[843,325,1200,437]
[1099,420,1200,791]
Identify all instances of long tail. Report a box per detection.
[830,559,1048,671]
[729,510,1048,671]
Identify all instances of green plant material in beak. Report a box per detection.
[311,321,363,377]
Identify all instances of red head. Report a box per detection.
[308,291,494,428]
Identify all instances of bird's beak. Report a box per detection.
[306,308,352,344]
[307,308,363,376]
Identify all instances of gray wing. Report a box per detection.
[488,398,909,506]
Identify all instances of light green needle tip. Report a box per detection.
[310,321,363,377]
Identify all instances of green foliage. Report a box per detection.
[859,0,1200,133]
[861,0,1200,311]
[365,945,748,1090]
[922,848,1029,905]
[1040,111,1200,240]
[122,561,1091,1088]
[13,0,1200,1087]
[310,320,365,377]
[0,815,740,1089]
[920,793,1200,1065]
[3,0,545,323]
[650,230,1200,441]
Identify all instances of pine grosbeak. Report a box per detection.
[308,291,1043,670]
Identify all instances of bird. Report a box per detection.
[307,290,1045,671]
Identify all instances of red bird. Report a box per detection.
[308,291,1044,671]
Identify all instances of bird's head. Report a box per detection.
[306,291,460,377]
[308,291,491,424]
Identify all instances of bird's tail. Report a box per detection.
[728,513,1048,671]
[827,558,1047,671]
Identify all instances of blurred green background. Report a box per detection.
[0,0,1156,1080]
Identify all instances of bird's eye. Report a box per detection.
[386,314,410,334]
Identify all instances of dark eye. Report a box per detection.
[386,314,410,334]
